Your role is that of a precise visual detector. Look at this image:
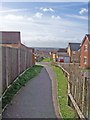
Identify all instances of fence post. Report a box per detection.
[68,75,71,106]
[87,77,90,118]
[0,46,2,95]
[6,47,9,88]
[81,77,86,115]
[75,77,79,105]
[18,48,20,74]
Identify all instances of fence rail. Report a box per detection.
[56,63,90,119]
[2,46,35,93]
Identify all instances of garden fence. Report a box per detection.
[58,63,90,119]
[2,46,35,93]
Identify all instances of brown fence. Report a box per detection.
[57,63,90,119]
[2,46,35,93]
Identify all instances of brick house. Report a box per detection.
[80,34,90,68]
[67,43,81,63]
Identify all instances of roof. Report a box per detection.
[49,50,58,54]
[0,31,21,44]
[58,53,69,57]
[81,34,90,46]
[86,34,90,41]
[57,48,67,52]
[69,43,80,51]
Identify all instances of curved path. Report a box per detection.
[3,67,56,118]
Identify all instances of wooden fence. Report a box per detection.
[57,63,90,119]
[2,46,35,93]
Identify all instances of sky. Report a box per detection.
[0,2,88,48]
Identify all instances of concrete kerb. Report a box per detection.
[45,66,62,118]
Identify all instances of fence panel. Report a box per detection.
[2,46,34,93]
[11,48,18,83]
[2,47,7,92]
[59,63,90,119]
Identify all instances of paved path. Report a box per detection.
[37,62,61,118]
[3,67,56,118]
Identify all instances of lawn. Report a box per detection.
[52,65,75,119]
[82,68,90,72]
[2,65,43,109]
[41,58,51,62]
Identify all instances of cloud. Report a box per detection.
[0,3,87,48]
[0,8,28,13]
[79,8,88,15]
[27,17,34,22]
[34,12,43,18]
[67,14,88,20]
[51,15,61,20]
[4,14,24,21]
[1,12,87,48]
[40,7,54,12]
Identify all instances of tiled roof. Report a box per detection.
[57,48,67,52]
[69,43,80,51]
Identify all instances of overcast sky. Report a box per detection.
[0,2,88,48]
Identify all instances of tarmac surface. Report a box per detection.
[3,67,56,118]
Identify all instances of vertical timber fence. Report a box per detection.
[2,46,35,93]
[56,63,90,119]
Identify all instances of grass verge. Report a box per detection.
[81,68,90,72]
[2,65,43,109]
[52,65,75,119]
[41,58,51,62]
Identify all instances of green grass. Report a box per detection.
[2,65,43,109]
[52,65,75,119]
[41,58,51,62]
[82,69,90,72]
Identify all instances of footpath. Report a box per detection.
[3,64,57,118]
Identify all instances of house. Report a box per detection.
[67,43,81,63]
[80,34,90,68]
[57,48,70,63]
[0,31,35,64]
[0,31,34,50]
[49,50,58,62]
[49,48,70,63]
[0,31,21,48]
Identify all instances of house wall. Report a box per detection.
[2,32,21,44]
[52,53,57,62]
[67,45,71,57]
[88,42,90,67]
[80,37,90,68]
[71,50,80,63]
[67,45,72,62]
[67,44,80,63]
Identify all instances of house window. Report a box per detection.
[84,57,87,64]
[84,44,88,51]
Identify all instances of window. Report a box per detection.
[84,57,87,64]
[84,44,88,51]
